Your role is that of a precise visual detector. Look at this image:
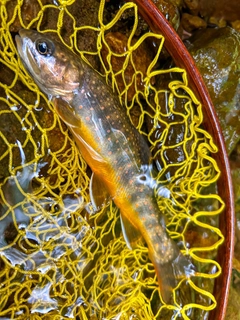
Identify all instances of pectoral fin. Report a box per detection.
[120,214,143,249]
[53,97,81,128]
[89,172,110,211]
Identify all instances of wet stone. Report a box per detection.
[181,13,207,32]
[187,27,240,154]
[183,0,240,23]
[101,32,155,101]
[153,0,181,31]
[4,0,42,32]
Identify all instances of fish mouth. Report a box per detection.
[15,29,29,53]
[15,30,41,76]
[15,34,23,55]
[15,30,29,63]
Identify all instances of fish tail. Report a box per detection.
[155,260,176,302]
[151,248,195,302]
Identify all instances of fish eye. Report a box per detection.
[36,39,54,57]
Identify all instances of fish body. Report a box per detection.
[16,29,194,301]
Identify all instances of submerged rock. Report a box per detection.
[187,27,240,154]
[196,0,240,24]
[101,32,155,101]
[183,0,240,24]
[153,0,181,31]
[181,13,207,32]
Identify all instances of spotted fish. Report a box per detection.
[16,29,194,301]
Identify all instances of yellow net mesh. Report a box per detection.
[0,0,225,319]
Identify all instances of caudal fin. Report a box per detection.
[153,251,195,303]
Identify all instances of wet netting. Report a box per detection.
[0,0,224,319]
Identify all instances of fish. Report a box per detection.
[16,29,195,301]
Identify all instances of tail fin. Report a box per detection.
[150,246,195,303]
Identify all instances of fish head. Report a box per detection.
[16,29,82,98]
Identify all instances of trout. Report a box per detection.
[16,29,194,301]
